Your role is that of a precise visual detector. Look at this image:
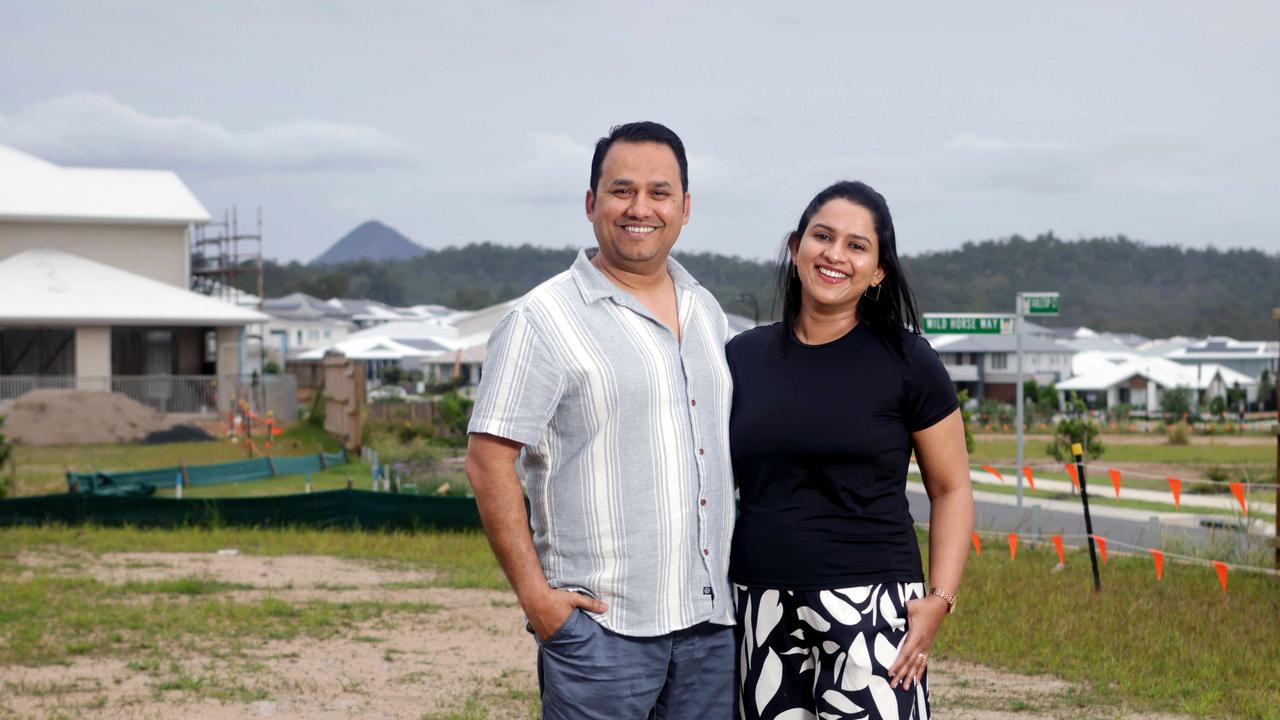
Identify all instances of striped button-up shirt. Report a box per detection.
[468,248,736,637]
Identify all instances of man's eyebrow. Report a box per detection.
[812,223,872,243]
[607,178,636,187]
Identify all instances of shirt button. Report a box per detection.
[700,498,707,506]
[698,448,705,456]
[703,548,710,556]
[690,399,697,406]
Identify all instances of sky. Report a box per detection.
[2,1,1277,263]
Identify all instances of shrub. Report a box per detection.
[263,360,281,375]
[0,415,11,498]
[436,391,474,438]
[1160,387,1192,425]
[1208,395,1225,418]
[1166,422,1190,445]
[956,389,975,453]
[1045,416,1104,462]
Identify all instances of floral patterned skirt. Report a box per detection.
[734,582,929,720]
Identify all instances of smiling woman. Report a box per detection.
[726,180,975,720]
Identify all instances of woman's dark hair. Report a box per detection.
[775,180,921,358]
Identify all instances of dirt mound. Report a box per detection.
[0,389,176,445]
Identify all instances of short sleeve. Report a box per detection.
[901,334,959,432]
[467,309,565,446]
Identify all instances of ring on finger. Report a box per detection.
[917,652,928,663]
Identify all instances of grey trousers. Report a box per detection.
[535,610,736,720]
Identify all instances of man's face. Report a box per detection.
[586,141,690,275]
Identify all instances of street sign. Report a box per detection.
[922,313,1015,335]
[1020,292,1060,316]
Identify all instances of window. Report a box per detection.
[991,353,1008,370]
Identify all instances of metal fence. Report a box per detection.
[0,375,297,420]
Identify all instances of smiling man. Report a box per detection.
[466,122,736,719]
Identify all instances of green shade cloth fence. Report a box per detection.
[66,450,349,496]
[0,489,483,531]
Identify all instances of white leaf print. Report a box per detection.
[800,655,815,674]
[820,590,860,625]
[755,648,783,715]
[916,679,929,720]
[775,709,817,720]
[869,675,900,719]
[881,591,904,631]
[822,689,864,714]
[744,595,754,662]
[837,585,872,605]
[756,589,783,647]
[821,640,840,654]
[907,582,924,601]
[796,605,831,632]
[782,646,809,655]
[874,632,902,669]
[819,713,842,720]
[841,632,871,691]
[832,651,846,685]
[790,629,805,640]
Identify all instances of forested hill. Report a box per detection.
[251,234,1280,338]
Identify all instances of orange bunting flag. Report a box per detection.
[1228,483,1246,514]
[1167,477,1182,509]
[1008,533,1019,561]
[1065,463,1080,489]
[1052,534,1064,565]
[1108,468,1122,499]
[1149,549,1165,580]
[1022,466,1036,492]
[1213,561,1229,592]
[981,465,1004,483]
[271,425,283,437]
[1091,534,1108,564]
[264,440,273,450]
[971,532,982,555]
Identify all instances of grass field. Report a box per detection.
[2,525,1277,718]
[973,437,1276,466]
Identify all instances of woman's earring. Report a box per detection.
[864,283,881,301]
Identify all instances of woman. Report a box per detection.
[727,180,974,719]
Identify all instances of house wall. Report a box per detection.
[0,221,188,288]
[74,326,110,388]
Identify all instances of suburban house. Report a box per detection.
[1056,351,1257,412]
[1163,336,1278,382]
[0,144,271,414]
[928,332,1075,402]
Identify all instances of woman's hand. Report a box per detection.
[887,594,949,691]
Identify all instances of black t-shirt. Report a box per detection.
[726,322,957,590]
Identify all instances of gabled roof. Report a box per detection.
[1058,351,1256,392]
[926,333,1071,353]
[0,144,211,225]
[0,248,267,326]
[294,336,432,361]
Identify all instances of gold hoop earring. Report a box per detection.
[864,283,881,301]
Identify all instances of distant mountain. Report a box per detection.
[311,220,426,265]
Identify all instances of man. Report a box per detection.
[466,122,735,719]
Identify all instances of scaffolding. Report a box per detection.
[191,207,264,308]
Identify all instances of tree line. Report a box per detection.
[243,234,1280,338]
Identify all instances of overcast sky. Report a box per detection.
[2,1,1276,263]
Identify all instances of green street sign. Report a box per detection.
[1020,292,1060,316]
[923,313,1015,335]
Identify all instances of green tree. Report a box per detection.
[380,364,403,386]
[1208,395,1226,417]
[956,389,975,453]
[1160,387,1192,424]
[1045,416,1104,462]
[1257,370,1273,412]
[436,391,474,437]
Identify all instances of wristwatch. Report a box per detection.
[928,586,956,614]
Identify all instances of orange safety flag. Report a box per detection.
[1149,549,1165,580]
[1022,466,1036,492]
[1228,483,1246,514]
[1052,534,1064,564]
[981,465,1004,483]
[1213,561,1229,592]
[1007,533,1019,561]
[1108,468,1122,499]
[971,532,982,555]
[1167,477,1182,509]
[271,425,283,437]
[1091,534,1108,564]
[264,440,273,450]
[1065,463,1080,490]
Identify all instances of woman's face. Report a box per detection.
[790,198,885,315]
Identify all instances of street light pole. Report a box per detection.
[1015,293,1025,509]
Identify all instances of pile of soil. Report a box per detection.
[0,389,177,445]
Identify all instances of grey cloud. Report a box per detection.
[0,92,417,175]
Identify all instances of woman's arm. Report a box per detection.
[888,408,974,691]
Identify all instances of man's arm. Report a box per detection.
[465,432,607,640]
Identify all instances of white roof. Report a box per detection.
[0,248,267,326]
[0,144,211,225]
[1058,350,1256,392]
[345,320,458,342]
[295,336,433,361]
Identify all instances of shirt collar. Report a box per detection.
[571,248,700,305]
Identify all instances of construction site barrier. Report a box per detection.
[0,489,481,531]
[66,450,350,496]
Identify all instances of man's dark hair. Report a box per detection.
[589,122,689,194]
